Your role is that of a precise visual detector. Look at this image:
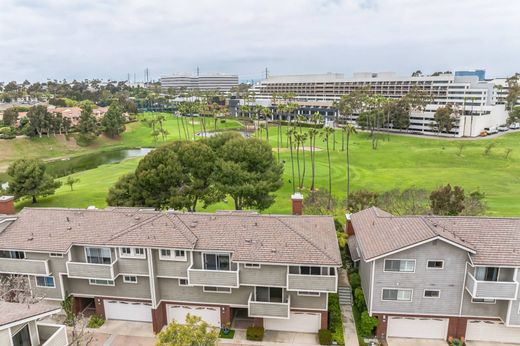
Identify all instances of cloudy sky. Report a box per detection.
[1,0,519,82]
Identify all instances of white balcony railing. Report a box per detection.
[0,257,50,276]
[287,273,337,293]
[248,293,290,319]
[38,323,68,346]
[188,264,239,288]
[466,272,518,300]
[66,260,118,280]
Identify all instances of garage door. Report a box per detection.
[387,316,448,339]
[104,300,152,322]
[466,320,520,344]
[264,312,321,333]
[167,305,221,327]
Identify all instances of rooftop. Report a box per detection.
[0,301,60,329]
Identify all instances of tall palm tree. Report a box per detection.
[344,123,357,206]
[287,127,297,193]
[276,103,286,162]
[321,126,335,209]
[309,112,323,191]
[261,106,272,142]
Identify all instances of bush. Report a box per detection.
[359,311,378,337]
[328,294,345,345]
[354,287,366,311]
[319,329,332,345]
[349,272,361,290]
[87,314,105,328]
[246,326,264,341]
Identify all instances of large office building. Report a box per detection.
[160,74,239,91]
[250,71,511,137]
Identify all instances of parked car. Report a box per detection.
[498,125,509,132]
[509,122,520,129]
[484,127,498,134]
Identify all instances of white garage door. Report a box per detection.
[466,320,520,344]
[104,300,152,322]
[264,312,321,333]
[387,316,448,339]
[167,305,221,327]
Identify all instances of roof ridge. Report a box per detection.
[166,213,198,247]
[421,216,476,250]
[107,214,163,242]
[274,216,337,264]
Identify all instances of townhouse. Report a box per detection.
[0,195,341,334]
[348,207,520,344]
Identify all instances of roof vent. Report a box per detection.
[67,226,72,231]
[253,222,258,226]
[245,239,252,244]
[66,217,70,222]
[135,216,141,221]
[271,249,277,253]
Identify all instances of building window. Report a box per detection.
[85,247,111,264]
[382,288,413,301]
[123,276,137,284]
[119,247,145,259]
[423,290,440,298]
[384,259,415,273]
[134,248,145,256]
[244,263,261,268]
[427,260,444,269]
[89,279,115,286]
[203,254,230,271]
[121,247,132,256]
[179,279,188,286]
[300,266,321,275]
[49,253,63,258]
[297,291,320,297]
[474,267,499,282]
[36,276,55,288]
[160,249,187,261]
[160,249,171,258]
[203,286,232,293]
[175,250,185,258]
[0,250,25,259]
[471,298,496,304]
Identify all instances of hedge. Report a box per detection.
[328,293,345,345]
[246,326,264,341]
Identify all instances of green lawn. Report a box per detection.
[12,118,520,217]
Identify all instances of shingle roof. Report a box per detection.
[0,301,60,328]
[351,207,520,266]
[0,207,341,266]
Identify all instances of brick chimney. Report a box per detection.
[291,193,304,215]
[0,196,15,215]
[346,213,354,236]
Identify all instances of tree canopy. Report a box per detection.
[156,314,219,346]
[101,102,125,137]
[7,158,61,203]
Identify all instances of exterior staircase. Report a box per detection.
[338,285,352,306]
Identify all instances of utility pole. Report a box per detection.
[265,67,269,79]
[197,66,200,77]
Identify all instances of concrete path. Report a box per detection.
[338,268,360,346]
[387,338,447,346]
[84,321,156,346]
[219,329,319,345]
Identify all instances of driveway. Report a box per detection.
[466,342,520,346]
[387,338,447,346]
[84,321,156,346]
[219,329,319,345]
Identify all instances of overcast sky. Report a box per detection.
[1,0,519,82]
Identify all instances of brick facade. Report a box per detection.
[0,196,15,215]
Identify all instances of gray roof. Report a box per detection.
[351,207,520,266]
[0,207,341,266]
[0,301,60,328]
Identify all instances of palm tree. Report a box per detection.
[287,127,297,193]
[276,103,286,162]
[261,106,272,141]
[321,126,335,209]
[344,123,357,206]
[309,112,323,191]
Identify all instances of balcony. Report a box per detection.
[287,273,337,293]
[0,257,50,276]
[466,272,518,300]
[188,265,239,288]
[248,293,290,319]
[66,259,118,280]
[38,323,68,346]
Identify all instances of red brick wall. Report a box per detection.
[374,314,387,338]
[94,297,105,318]
[253,317,264,328]
[0,197,15,215]
[221,305,231,327]
[320,311,328,329]
[152,302,167,334]
[292,198,303,215]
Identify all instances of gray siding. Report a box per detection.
[0,257,49,275]
[461,287,509,318]
[288,292,328,310]
[508,270,520,326]
[371,240,467,315]
[153,249,190,278]
[288,274,336,292]
[239,264,286,287]
[118,258,149,276]
[358,258,372,312]
[67,262,115,280]
[249,301,289,318]
[30,274,64,300]
[27,252,67,274]
[66,276,151,299]
[189,269,238,287]
[70,246,116,263]
[158,277,251,306]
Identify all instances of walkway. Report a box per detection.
[220,329,319,345]
[83,321,156,346]
[338,268,360,346]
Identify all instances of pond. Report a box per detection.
[45,148,153,178]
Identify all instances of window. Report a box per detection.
[85,247,111,264]
[244,263,261,268]
[474,267,499,282]
[255,287,283,302]
[384,260,415,272]
[119,247,145,258]
[179,279,188,286]
[49,253,63,258]
[300,266,321,275]
[160,249,187,261]
[203,286,232,293]
[472,298,496,304]
[160,249,171,258]
[203,254,230,271]
[36,276,55,288]
[423,290,440,298]
[297,291,320,297]
[175,250,185,258]
[427,260,444,269]
[89,279,115,286]
[123,276,137,284]
[382,288,413,301]
[0,250,25,259]
[12,324,30,346]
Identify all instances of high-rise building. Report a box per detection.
[160,73,239,91]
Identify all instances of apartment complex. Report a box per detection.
[251,72,509,137]
[348,207,520,343]
[0,195,341,334]
[160,74,239,91]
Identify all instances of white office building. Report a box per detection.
[160,74,239,91]
[251,72,510,137]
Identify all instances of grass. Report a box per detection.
[11,117,520,217]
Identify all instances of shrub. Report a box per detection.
[354,287,366,311]
[349,272,361,290]
[87,314,105,328]
[318,329,332,345]
[246,326,264,341]
[328,294,345,345]
[359,311,378,337]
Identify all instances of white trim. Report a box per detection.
[0,257,51,276]
[49,253,63,258]
[159,248,187,261]
[383,259,416,273]
[471,297,496,304]
[119,247,146,259]
[157,299,248,310]
[381,288,413,302]
[88,279,115,286]
[297,291,321,297]
[147,248,157,308]
[203,286,232,294]
[0,308,61,330]
[123,275,138,284]
[426,260,445,269]
[178,279,189,286]
[369,261,375,315]
[244,263,261,269]
[84,246,113,264]
[423,289,441,298]
[35,275,56,288]
[372,310,504,321]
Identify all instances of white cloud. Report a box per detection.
[0,0,519,82]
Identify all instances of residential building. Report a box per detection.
[0,301,67,346]
[0,194,341,334]
[250,72,509,137]
[160,74,239,92]
[347,207,520,344]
